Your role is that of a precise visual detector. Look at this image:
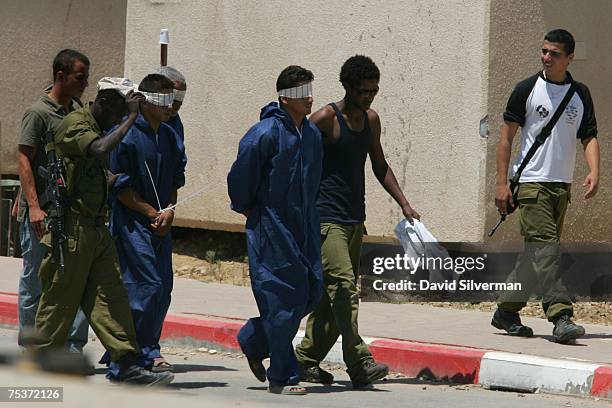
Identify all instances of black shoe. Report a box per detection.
[348,360,389,389]
[246,357,266,382]
[553,314,585,344]
[299,364,334,384]
[67,348,95,376]
[491,309,533,337]
[118,365,174,386]
[29,348,95,376]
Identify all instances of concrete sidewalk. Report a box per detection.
[0,256,611,399]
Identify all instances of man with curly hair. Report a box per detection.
[295,55,420,389]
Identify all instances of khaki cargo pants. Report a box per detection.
[34,216,139,361]
[498,182,574,321]
[295,222,373,372]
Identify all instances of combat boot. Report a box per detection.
[299,363,334,384]
[348,360,388,389]
[552,314,585,344]
[118,365,174,386]
[491,309,533,337]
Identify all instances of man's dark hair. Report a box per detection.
[544,29,575,55]
[95,89,127,113]
[276,65,314,92]
[138,74,174,93]
[340,55,380,89]
[52,49,90,81]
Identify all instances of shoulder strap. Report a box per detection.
[329,102,345,127]
[511,81,576,184]
[362,109,371,134]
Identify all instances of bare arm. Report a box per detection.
[17,145,47,238]
[88,91,144,161]
[117,187,159,222]
[368,110,420,222]
[582,136,599,199]
[11,188,20,217]
[309,105,335,143]
[495,121,520,214]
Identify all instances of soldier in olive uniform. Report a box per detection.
[15,49,91,352]
[33,81,174,386]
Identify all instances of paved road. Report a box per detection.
[0,327,609,407]
[2,257,611,366]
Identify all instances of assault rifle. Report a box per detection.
[38,130,68,273]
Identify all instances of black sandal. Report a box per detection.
[268,385,306,395]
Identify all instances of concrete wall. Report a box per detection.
[124,0,491,241]
[4,0,608,243]
[0,0,127,175]
[485,0,612,242]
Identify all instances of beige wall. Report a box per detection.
[485,0,612,242]
[0,0,127,175]
[4,0,609,243]
[125,0,491,241]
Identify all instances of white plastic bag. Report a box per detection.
[394,219,455,285]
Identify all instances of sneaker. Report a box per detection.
[118,365,174,386]
[553,314,585,344]
[491,309,533,337]
[348,360,388,389]
[299,364,334,384]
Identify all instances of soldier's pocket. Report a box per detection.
[65,218,79,253]
[517,184,540,207]
[320,223,332,244]
[40,231,52,250]
[37,253,73,298]
[40,220,78,253]
[37,226,78,296]
[66,236,77,253]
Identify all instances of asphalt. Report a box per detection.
[0,255,611,400]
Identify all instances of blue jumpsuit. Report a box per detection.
[227,102,323,387]
[102,114,187,378]
[166,114,184,142]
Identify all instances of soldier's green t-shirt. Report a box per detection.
[53,105,108,218]
[17,87,82,222]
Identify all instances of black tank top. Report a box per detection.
[317,102,372,224]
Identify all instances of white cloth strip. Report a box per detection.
[161,186,207,212]
[277,82,313,98]
[144,161,162,211]
[97,77,137,96]
[140,91,174,107]
[173,89,186,102]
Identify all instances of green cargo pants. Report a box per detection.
[497,182,573,321]
[295,222,373,371]
[34,216,140,361]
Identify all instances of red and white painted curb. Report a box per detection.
[0,293,610,399]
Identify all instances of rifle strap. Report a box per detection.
[512,80,577,182]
